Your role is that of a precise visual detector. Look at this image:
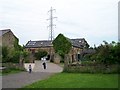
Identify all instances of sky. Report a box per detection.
[0,0,119,47]
[118,1,120,42]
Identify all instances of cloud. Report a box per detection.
[0,0,119,47]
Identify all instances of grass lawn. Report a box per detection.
[24,73,118,88]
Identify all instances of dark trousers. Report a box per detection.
[43,65,46,69]
[43,63,46,69]
[29,69,32,73]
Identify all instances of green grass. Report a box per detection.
[3,70,22,75]
[24,73,118,88]
[0,69,24,76]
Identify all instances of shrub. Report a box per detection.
[2,46,9,63]
[7,50,21,63]
[81,61,96,66]
[2,67,25,74]
[21,51,30,63]
[34,50,47,60]
[24,57,30,63]
[63,64,119,74]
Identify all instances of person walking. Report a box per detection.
[42,57,47,69]
[28,64,32,73]
[42,61,46,69]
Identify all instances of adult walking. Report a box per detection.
[42,57,47,69]
[42,62,46,69]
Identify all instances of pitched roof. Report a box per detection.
[25,38,88,48]
[0,29,11,36]
[70,38,87,48]
[0,29,18,40]
[81,49,96,54]
[25,40,52,48]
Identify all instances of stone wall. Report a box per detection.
[2,31,16,49]
[69,47,82,63]
[54,54,61,64]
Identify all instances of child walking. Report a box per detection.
[29,65,32,73]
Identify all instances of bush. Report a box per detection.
[2,47,23,63]
[2,67,25,74]
[2,46,9,63]
[81,61,96,66]
[92,41,120,65]
[63,64,119,74]
[2,68,11,73]
[34,50,47,60]
[10,51,20,63]
[21,51,30,63]
[24,57,30,63]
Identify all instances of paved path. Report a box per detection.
[2,61,63,89]
[2,72,53,88]
[33,61,63,73]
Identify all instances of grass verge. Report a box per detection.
[1,70,23,75]
[1,68,25,76]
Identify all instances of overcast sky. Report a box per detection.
[0,0,119,47]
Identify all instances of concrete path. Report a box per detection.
[2,61,63,89]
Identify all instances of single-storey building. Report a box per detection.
[25,38,89,63]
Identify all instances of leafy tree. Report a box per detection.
[2,46,10,63]
[9,51,20,63]
[0,46,2,62]
[52,33,72,59]
[89,41,120,65]
[2,37,26,63]
[113,42,120,64]
[34,50,47,60]
[22,51,29,58]
[14,37,23,51]
[2,46,24,63]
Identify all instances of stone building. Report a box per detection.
[25,38,89,63]
[0,29,18,49]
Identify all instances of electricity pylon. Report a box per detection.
[47,7,57,42]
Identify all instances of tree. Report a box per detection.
[34,50,47,60]
[113,42,120,64]
[2,46,9,63]
[0,46,2,62]
[90,41,120,65]
[9,50,21,63]
[14,37,23,51]
[52,33,72,59]
[21,51,29,58]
